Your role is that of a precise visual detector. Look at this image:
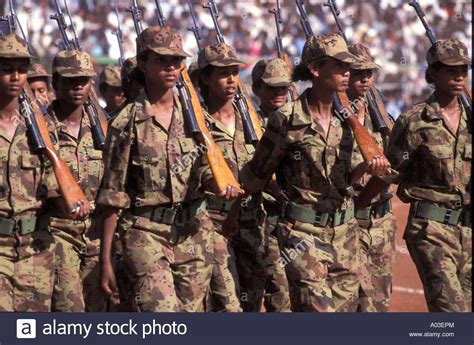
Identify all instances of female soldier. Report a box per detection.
[0,33,87,311]
[251,58,292,312]
[197,43,266,312]
[238,33,389,312]
[98,26,239,312]
[46,50,107,312]
[384,39,471,312]
[346,43,397,312]
[27,63,52,107]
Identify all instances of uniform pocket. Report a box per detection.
[86,147,104,188]
[21,152,41,195]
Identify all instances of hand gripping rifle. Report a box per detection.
[50,0,108,150]
[324,0,393,137]
[112,0,125,67]
[144,0,240,193]
[294,0,386,164]
[203,0,262,145]
[409,0,472,116]
[268,0,298,101]
[1,1,87,214]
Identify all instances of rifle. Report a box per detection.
[203,0,262,145]
[2,2,87,214]
[50,0,108,150]
[294,0,386,163]
[112,0,125,67]
[187,0,203,51]
[324,0,393,136]
[126,0,144,35]
[268,0,298,101]
[130,0,241,193]
[409,0,472,116]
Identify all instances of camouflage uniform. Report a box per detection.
[251,58,292,312]
[0,34,57,312]
[348,44,397,312]
[240,34,365,312]
[45,50,107,312]
[385,39,472,312]
[198,43,265,312]
[97,26,214,312]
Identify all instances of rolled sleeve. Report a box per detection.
[97,117,133,209]
[239,110,288,194]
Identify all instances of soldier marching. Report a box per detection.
[0,1,470,313]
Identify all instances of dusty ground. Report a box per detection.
[388,197,428,312]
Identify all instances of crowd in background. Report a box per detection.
[2,0,472,116]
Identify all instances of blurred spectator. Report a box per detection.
[3,0,471,113]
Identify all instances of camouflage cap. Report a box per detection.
[99,65,122,87]
[426,38,471,66]
[28,63,51,78]
[251,58,292,87]
[136,25,191,58]
[121,57,138,81]
[198,43,246,69]
[53,50,97,78]
[0,33,32,59]
[348,43,381,70]
[302,33,359,66]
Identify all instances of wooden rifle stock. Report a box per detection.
[337,91,385,163]
[23,84,87,213]
[354,176,390,210]
[181,66,242,192]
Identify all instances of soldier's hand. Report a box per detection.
[100,261,118,297]
[70,200,91,220]
[366,156,391,177]
[217,184,242,200]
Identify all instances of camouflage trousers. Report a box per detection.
[207,221,241,312]
[357,211,397,312]
[119,208,214,312]
[233,206,268,312]
[262,212,291,312]
[0,230,55,312]
[276,218,360,312]
[404,215,472,312]
[50,217,107,312]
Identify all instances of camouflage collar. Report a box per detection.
[134,90,181,122]
[291,89,313,126]
[205,102,241,139]
[292,89,343,129]
[49,101,90,136]
[423,93,464,121]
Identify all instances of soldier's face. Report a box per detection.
[432,64,469,97]
[207,65,240,101]
[28,77,50,105]
[139,52,182,90]
[103,85,125,111]
[255,82,288,112]
[348,69,374,98]
[0,58,29,98]
[57,76,92,107]
[311,57,350,92]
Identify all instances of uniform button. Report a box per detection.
[84,155,90,160]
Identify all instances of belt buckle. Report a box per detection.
[314,214,323,226]
[444,208,453,224]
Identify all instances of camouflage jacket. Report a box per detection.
[97,91,212,209]
[204,104,263,205]
[45,101,104,203]
[386,93,471,208]
[240,89,363,213]
[0,114,57,218]
[351,100,393,205]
